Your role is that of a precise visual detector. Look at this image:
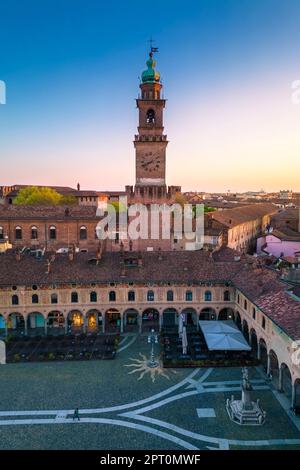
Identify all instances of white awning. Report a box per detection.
[199,320,251,351]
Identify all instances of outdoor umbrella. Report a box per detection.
[199,320,251,351]
[182,325,188,355]
[178,313,184,338]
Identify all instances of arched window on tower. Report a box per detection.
[80,226,87,240]
[15,226,22,240]
[49,226,56,240]
[146,109,155,124]
[31,226,38,240]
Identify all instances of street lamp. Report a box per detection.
[147,328,159,368]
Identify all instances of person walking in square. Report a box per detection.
[73,407,80,421]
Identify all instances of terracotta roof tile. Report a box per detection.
[210,203,278,227]
[0,205,99,220]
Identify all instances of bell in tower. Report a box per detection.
[133,48,168,202]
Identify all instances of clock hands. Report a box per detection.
[141,154,161,171]
[143,159,154,167]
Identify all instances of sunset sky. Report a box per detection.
[0,0,300,192]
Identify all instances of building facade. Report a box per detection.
[208,203,278,252]
[0,248,299,408]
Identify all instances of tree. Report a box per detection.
[107,201,127,213]
[59,195,77,205]
[204,206,216,213]
[174,192,187,207]
[13,186,75,206]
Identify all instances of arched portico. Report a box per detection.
[0,314,6,337]
[47,311,65,335]
[199,308,216,321]
[242,319,249,343]
[234,311,242,330]
[250,328,258,357]
[268,349,279,388]
[259,337,268,369]
[162,308,179,328]
[105,308,121,333]
[86,309,103,333]
[142,308,159,333]
[123,309,139,333]
[293,379,300,410]
[279,363,293,402]
[7,313,25,336]
[181,308,197,330]
[67,310,84,334]
[218,308,234,321]
[27,312,45,336]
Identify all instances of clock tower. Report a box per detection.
[134,49,168,200]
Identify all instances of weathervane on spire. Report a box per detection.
[148,37,159,56]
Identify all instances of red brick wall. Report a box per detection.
[0,219,99,250]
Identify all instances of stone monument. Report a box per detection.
[226,367,266,425]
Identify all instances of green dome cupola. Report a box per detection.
[141,52,160,83]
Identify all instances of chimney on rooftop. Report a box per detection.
[96,242,102,264]
[120,264,126,278]
[138,251,143,267]
[15,250,21,262]
[46,259,52,274]
[77,182,80,191]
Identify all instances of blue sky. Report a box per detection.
[1,0,300,192]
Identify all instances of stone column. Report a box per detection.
[278,366,283,392]
[159,313,163,332]
[139,314,142,334]
[64,320,68,335]
[44,321,47,336]
[24,318,28,336]
[120,314,124,334]
[83,316,87,334]
[291,382,296,409]
[257,342,261,360]
[267,353,271,376]
[5,321,8,338]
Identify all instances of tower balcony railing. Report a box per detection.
[134,135,167,142]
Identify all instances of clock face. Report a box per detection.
[140,151,161,172]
